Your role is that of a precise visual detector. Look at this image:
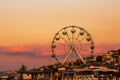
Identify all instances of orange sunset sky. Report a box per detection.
[0,0,120,71]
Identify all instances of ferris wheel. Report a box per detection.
[51,26,95,65]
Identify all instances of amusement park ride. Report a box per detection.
[51,25,95,66]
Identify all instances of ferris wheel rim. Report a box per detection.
[51,25,95,65]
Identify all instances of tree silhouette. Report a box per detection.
[18,64,27,72]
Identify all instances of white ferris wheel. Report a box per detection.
[51,26,95,65]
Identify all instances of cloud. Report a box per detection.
[94,44,120,55]
[0,44,119,71]
[0,45,51,58]
[0,44,119,58]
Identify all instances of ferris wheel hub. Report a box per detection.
[69,44,75,49]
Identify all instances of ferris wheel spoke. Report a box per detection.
[72,32,74,44]
[75,35,87,45]
[55,42,69,47]
[62,29,71,43]
[66,32,72,43]
[73,33,80,44]
[59,35,70,45]
[71,27,76,44]
[75,45,90,53]
[78,43,90,50]
[79,48,90,52]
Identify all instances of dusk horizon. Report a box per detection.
[0,0,120,72]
